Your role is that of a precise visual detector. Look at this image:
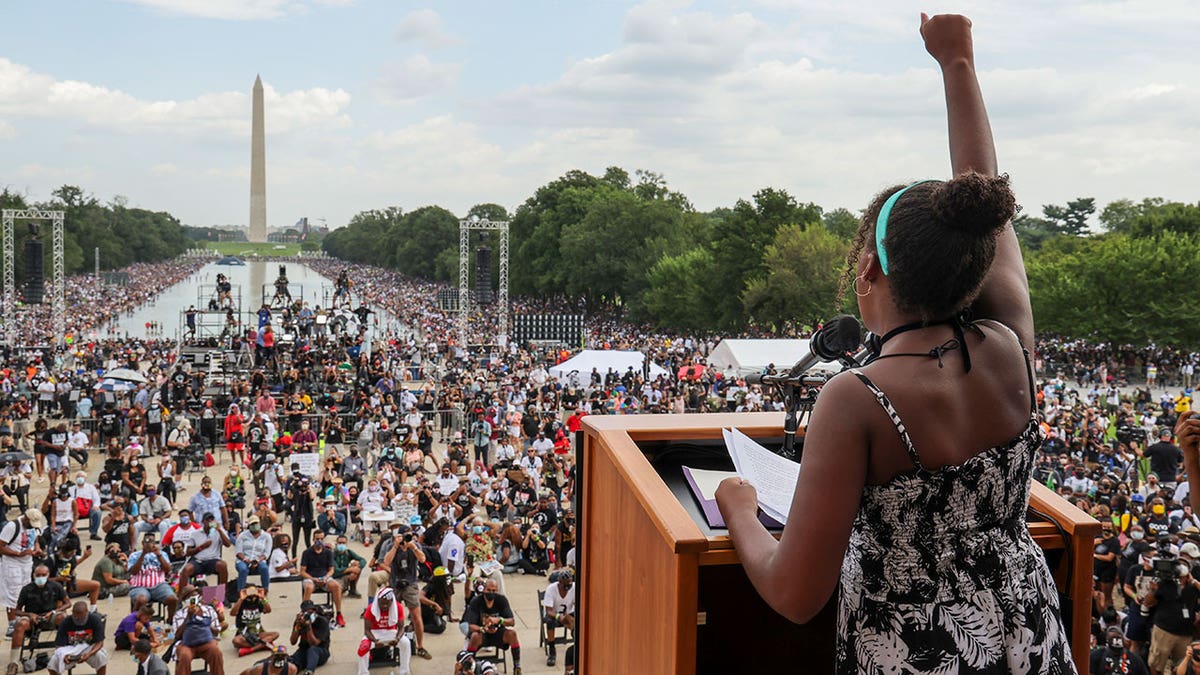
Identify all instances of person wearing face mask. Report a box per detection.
[1089,626,1149,675]
[293,421,317,454]
[45,602,107,675]
[1142,497,1178,540]
[238,645,295,675]
[135,487,172,537]
[171,586,223,675]
[1142,557,1200,674]
[332,535,366,598]
[187,476,229,531]
[178,513,232,589]
[439,519,467,580]
[382,524,430,659]
[316,499,346,538]
[122,453,146,499]
[160,509,200,550]
[90,544,131,600]
[67,472,102,542]
[7,564,69,667]
[235,515,274,593]
[299,536,345,628]
[464,579,520,674]
[131,638,169,675]
[1094,521,1122,613]
[289,600,331,673]
[355,587,409,675]
[540,570,575,667]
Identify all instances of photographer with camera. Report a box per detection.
[1141,548,1200,674]
[464,579,521,675]
[231,583,278,658]
[381,524,430,660]
[288,600,331,675]
[355,587,409,675]
[1090,626,1149,674]
[298,535,345,628]
[171,585,224,675]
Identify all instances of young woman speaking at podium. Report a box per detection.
[716,13,1075,674]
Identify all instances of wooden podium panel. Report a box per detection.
[577,413,1098,674]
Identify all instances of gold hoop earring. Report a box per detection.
[854,275,872,298]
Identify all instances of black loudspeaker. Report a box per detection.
[475,246,493,304]
[23,239,44,305]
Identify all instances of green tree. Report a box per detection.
[1041,197,1095,237]
[642,248,719,331]
[822,207,860,240]
[742,224,849,330]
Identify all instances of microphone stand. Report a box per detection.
[759,373,828,461]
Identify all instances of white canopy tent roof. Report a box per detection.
[549,350,669,385]
[707,339,841,377]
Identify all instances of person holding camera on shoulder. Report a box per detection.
[288,600,330,675]
[1141,552,1200,674]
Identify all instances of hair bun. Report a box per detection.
[930,172,1015,237]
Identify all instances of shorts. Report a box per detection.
[1148,624,1192,672]
[396,583,420,609]
[480,627,509,649]
[48,644,108,673]
[191,559,222,575]
[45,454,66,471]
[130,582,175,604]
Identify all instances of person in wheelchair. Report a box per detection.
[7,565,69,671]
[541,570,575,667]
[355,587,409,675]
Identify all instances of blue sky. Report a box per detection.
[2,0,1198,230]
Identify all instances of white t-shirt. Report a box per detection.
[268,548,294,578]
[542,580,576,615]
[439,532,465,574]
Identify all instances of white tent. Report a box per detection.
[707,339,842,377]
[549,350,669,385]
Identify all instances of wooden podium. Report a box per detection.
[577,413,1098,674]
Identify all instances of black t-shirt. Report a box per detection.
[100,412,120,435]
[307,615,331,649]
[389,544,419,588]
[235,597,266,632]
[49,554,79,582]
[55,612,103,646]
[1124,564,1154,608]
[530,507,558,533]
[463,594,514,627]
[1152,579,1200,635]
[1088,648,1149,675]
[1147,442,1184,482]
[299,547,333,578]
[1093,536,1120,576]
[42,430,67,455]
[18,581,67,614]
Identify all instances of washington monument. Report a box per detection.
[248,74,266,243]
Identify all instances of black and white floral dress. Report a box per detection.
[836,366,1076,674]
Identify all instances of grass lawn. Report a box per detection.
[199,241,306,256]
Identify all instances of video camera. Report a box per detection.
[1153,535,1183,584]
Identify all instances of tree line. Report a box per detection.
[0,185,191,281]
[323,167,1200,344]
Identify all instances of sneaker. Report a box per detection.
[238,647,253,657]
[415,647,431,660]
[335,613,345,627]
[513,666,522,675]
[89,534,101,541]
[5,622,13,638]
[547,653,556,666]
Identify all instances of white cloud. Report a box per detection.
[0,59,351,136]
[116,0,357,20]
[377,55,462,103]
[394,9,460,49]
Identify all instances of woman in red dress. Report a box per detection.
[224,403,246,466]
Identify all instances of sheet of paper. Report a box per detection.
[723,427,800,525]
[683,466,739,500]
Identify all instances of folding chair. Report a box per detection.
[474,646,508,674]
[537,589,574,656]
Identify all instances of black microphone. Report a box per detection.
[746,315,864,384]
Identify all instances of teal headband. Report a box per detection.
[874,179,936,275]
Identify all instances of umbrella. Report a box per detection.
[95,378,137,392]
[678,364,707,381]
[0,451,32,464]
[102,367,147,383]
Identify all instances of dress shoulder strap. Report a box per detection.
[848,368,926,474]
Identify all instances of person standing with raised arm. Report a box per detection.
[717,13,1075,674]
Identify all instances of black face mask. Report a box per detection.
[483,592,495,602]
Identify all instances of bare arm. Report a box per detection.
[1177,413,1200,514]
[922,13,1031,343]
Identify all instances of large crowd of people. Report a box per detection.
[0,251,1193,675]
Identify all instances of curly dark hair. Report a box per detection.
[836,172,1017,321]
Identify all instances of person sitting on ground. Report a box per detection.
[45,602,107,675]
[541,570,576,667]
[91,543,131,600]
[289,600,331,674]
[356,587,409,675]
[463,578,522,674]
[331,535,366,598]
[239,645,296,675]
[232,583,279,658]
[299,534,345,628]
[48,541,101,610]
[132,638,169,675]
[171,585,224,675]
[6,564,69,671]
[113,605,158,652]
